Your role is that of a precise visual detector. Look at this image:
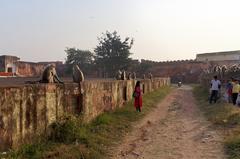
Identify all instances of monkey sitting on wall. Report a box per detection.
[25,65,63,84]
[39,65,64,83]
[148,72,153,80]
[132,72,137,80]
[121,70,126,80]
[72,65,84,83]
[127,72,132,80]
[115,70,122,80]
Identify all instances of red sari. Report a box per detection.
[134,86,142,108]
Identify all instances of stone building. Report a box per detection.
[0,55,20,75]
[196,50,240,62]
[0,55,64,77]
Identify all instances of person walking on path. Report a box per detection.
[226,79,233,103]
[134,81,143,112]
[231,79,240,105]
[209,75,221,104]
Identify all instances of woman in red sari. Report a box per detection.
[134,81,142,112]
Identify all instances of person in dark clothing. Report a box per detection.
[226,79,233,103]
[209,76,221,104]
[231,79,239,105]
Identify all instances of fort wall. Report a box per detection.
[0,78,170,151]
[141,59,240,83]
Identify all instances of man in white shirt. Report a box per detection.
[209,75,221,104]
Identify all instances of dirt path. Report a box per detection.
[111,85,227,159]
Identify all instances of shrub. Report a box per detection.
[48,115,82,143]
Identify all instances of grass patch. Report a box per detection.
[193,85,240,159]
[3,86,171,159]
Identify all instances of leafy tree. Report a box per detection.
[94,31,134,77]
[65,48,95,75]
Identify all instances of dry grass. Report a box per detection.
[193,85,240,159]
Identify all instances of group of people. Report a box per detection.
[209,75,240,105]
[226,78,240,105]
[135,76,240,110]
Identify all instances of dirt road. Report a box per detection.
[112,86,227,159]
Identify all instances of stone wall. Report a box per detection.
[17,61,65,77]
[141,59,240,83]
[0,78,170,151]
[17,62,46,77]
[141,60,209,83]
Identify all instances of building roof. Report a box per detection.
[0,55,20,60]
[197,50,240,57]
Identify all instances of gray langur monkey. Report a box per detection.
[72,65,84,83]
[40,65,63,84]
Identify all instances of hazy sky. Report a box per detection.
[1,0,240,62]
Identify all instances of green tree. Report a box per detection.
[94,31,134,77]
[65,48,95,75]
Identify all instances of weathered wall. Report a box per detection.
[17,62,46,77]
[0,84,80,151]
[141,59,240,83]
[141,60,209,83]
[16,61,64,77]
[0,78,170,151]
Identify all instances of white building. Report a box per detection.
[196,50,240,62]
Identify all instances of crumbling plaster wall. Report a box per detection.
[0,78,170,151]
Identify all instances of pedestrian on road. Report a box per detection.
[226,79,233,103]
[133,81,143,112]
[231,79,240,105]
[209,75,221,104]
